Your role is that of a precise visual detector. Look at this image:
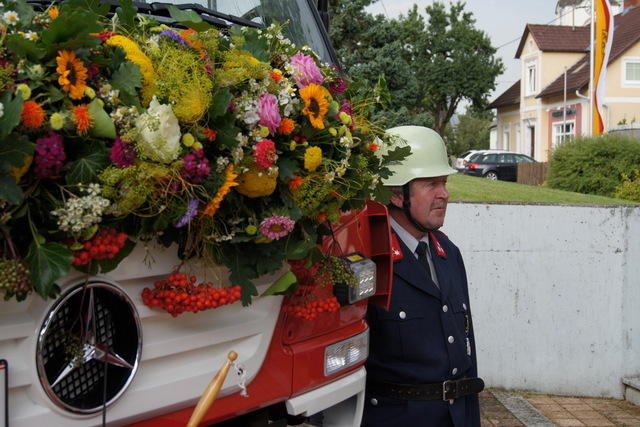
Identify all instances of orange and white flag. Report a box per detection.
[593,0,614,135]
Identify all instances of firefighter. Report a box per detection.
[362,126,484,427]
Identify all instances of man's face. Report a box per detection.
[407,176,450,231]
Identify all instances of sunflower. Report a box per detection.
[56,50,88,100]
[72,104,92,135]
[299,83,330,129]
[20,100,45,129]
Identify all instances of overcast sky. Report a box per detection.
[365,0,563,104]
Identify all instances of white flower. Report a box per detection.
[135,96,181,163]
[0,103,4,119]
[52,184,111,234]
[22,31,38,40]
[2,11,19,25]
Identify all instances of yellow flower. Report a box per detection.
[236,166,278,198]
[245,225,257,235]
[304,146,322,172]
[339,111,352,125]
[106,35,156,105]
[56,50,88,100]
[84,86,96,99]
[50,112,65,130]
[15,84,31,100]
[182,133,195,147]
[203,164,239,216]
[299,83,330,129]
[47,6,59,19]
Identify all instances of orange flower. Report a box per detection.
[270,71,283,82]
[72,104,92,135]
[367,143,379,152]
[299,83,330,129]
[48,6,59,19]
[204,128,217,142]
[278,118,295,135]
[21,101,46,129]
[288,175,304,191]
[56,50,88,100]
[178,29,204,52]
[203,164,239,216]
[317,212,327,222]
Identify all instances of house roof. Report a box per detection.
[488,80,521,109]
[538,6,640,98]
[515,24,590,58]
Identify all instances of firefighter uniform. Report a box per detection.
[362,229,481,427]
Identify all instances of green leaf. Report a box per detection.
[209,88,232,118]
[40,9,102,51]
[47,86,65,103]
[88,99,116,139]
[5,35,45,61]
[241,30,269,62]
[65,143,110,184]
[286,240,316,260]
[215,117,241,149]
[26,241,73,298]
[276,157,298,180]
[261,271,297,296]
[167,5,212,32]
[382,145,412,163]
[97,239,135,273]
[0,91,24,139]
[111,61,142,97]
[0,176,24,205]
[229,266,258,306]
[372,184,392,204]
[0,134,34,168]
[116,0,138,30]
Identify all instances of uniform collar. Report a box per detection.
[390,217,429,258]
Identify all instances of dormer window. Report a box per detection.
[526,61,537,96]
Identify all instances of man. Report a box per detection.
[363,126,483,427]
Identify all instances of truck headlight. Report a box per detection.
[324,330,369,376]
[333,253,376,305]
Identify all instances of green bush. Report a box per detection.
[546,134,640,196]
[614,171,640,202]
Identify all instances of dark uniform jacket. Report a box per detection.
[362,231,480,427]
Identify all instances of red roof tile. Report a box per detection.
[488,80,521,109]
[515,24,590,58]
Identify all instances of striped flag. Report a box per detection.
[592,0,614,135]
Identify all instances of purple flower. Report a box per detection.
[181,148,211,184]
[34,131,66,178]
[110,137,136,168]
[258,92,281,135]
[259,215,296,240]
[174,199,199,228]
[289,52,324,88]
[159,29,189,47]
[328,77,347,94]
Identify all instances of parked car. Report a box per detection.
[461,151,536,181]
[454,149,505,170]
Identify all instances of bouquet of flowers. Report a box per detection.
[0,0,409,307]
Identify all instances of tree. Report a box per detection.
[328,1,503,134]
[447,108,492,156]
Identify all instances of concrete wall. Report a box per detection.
[442,202,640,398]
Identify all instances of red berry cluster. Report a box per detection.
[282,293,340,320]
[283,260,341,320]
[72,228,128,266]
[141,272,242,317]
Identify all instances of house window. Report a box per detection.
[624,58,640,85]
[553,121,575,147]
[526,62,537,95]
[502,125,510,150]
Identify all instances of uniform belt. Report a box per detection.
[367,377,485,401]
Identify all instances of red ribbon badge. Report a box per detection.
[429,232,447,258]
[390,233,404,260]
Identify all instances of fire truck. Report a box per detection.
[0,1,394,425]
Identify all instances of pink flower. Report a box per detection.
[110,137,136,168]
[181,148,211,184]
[254,138,277,169]
[289,52,324,88]
[34,131,66,178]
[258,92,281,135]
[328,77,347,94]
[259,215,296,240]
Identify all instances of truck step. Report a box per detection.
[622,376,640,407]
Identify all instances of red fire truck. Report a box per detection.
[0,1,394,425]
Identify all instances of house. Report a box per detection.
[488,0,640,161]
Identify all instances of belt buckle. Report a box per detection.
[442,380,456,401]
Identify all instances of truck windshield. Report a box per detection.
[168,0,333,63]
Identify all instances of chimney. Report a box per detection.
[625,0,640,9]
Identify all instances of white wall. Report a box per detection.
[443,202,640,398]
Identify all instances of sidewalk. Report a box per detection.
[481,389,640,426]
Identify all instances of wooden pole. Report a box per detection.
[186,351,238,427]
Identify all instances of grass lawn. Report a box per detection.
[447,174,639,205]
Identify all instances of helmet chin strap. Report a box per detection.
[401,183,432,234]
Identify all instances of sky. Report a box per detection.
[365,0,563,105]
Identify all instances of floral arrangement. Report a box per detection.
[0,0,409,307]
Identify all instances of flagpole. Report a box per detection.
[589,0,595,136]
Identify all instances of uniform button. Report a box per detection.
[462,303,467,310]
[449,399,454,405]
[370,398,378,406]
[448,336,455,343]
[399,311,406,319]
[442,305,448,312]
[452,368,458,375]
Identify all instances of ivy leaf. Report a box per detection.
[167,5,212,32]
[372,185,392,205]
[88,99,116,139]
[5,34,45,61]
[382,145,412,163]
[261,271,297,296]
[209,88,232,118]
[26,241,73,298]
[66,142,110,184]
[229,266,258,306]
[276,157,298,180]
[97,239,135,273]
[0,175,24,205]
[0,134,34,168]
[116,0,138,31]
[0,91,24,139]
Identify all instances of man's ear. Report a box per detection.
[389,191,404,209]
